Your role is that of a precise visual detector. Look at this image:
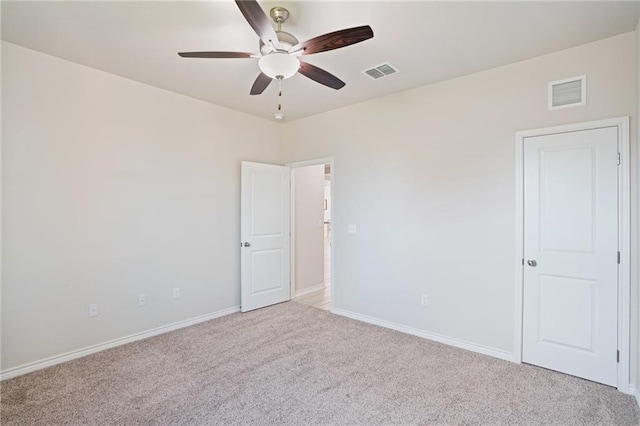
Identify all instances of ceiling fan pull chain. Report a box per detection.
[278,77,283,111]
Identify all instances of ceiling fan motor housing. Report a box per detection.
[260,31,299,55]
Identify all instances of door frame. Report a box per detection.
[513,117,630,393]
[287,157,335,311]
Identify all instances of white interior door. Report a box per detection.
[241,161,290,312]
[522,127,619,386]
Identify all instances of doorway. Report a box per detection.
[514,117,630,392]
[289,159,333,311]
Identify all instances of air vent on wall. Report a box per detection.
[363,62,399,80]
[548,75,586,110]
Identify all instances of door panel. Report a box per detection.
[241,162,290,312]
[251,171,285,236]
[538,274,595,351]
[540,146,594,252]
[251,249,284,294]
[522,126,618,386]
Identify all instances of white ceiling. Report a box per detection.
[2,1,639,122]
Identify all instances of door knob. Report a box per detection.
[242,242,251,247]
[527,259,537,267]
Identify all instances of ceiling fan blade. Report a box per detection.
[292,25,374,56]
[250,72,273,95]
[235,0,279,48]
[298,62,345,90]
[178,52,257,58]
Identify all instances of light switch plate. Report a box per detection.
[348,224,357,233]
[88,303,98,317]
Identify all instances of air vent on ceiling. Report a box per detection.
[548,75,586,110]
[363,62,399,80]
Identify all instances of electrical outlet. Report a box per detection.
[421,294,429,306]
[89,303,98,317]
[138,294,146,307]
[173,288,180,299]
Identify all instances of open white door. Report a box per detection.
[240,161,290,312]
[522,127,619,386]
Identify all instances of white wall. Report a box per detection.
[294,164,325,293]
[282,33,637,356]
[1,42,282,370]
[3,30,639,382]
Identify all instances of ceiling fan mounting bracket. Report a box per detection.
[270,7,290,26]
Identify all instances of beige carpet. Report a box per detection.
[2,302,638,425]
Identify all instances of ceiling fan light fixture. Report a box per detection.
[258,53,300,80]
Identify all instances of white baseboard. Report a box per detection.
[1,305,240,381]
[331,308,514,362]
[293,282,325,298]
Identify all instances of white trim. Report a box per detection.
[514,117,631,393]
[287,157,334,169]
[293,282,325,299]
[287,157,334,312]
[514,133,524,364]
[331,308,514,362]
[289,168,298,300]
[630,385,640,407]
[617,117,631,394]
[0,306,240,381]
[547,75,586,110]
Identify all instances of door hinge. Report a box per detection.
[617,152,621,165]
[617,350,620,363]
[617,251,621,264]
[522,258,524,266]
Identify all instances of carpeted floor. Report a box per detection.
[2,302,639,425]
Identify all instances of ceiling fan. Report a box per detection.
[178,0,374,96]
